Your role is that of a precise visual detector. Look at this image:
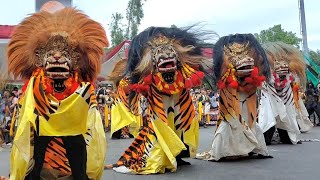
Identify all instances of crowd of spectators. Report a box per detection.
[191,88,220,127]
[0,87,21,149]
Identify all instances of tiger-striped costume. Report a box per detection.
[6,8,108,180]
[110,84,198,174]
[290,75,313,132]
[106,26,206,174]
[275,74,305,140]
[11,75,106,180]
[110,78,141,139]
[196,34,271,161]
[261,42,313,145]
[258,77,300,144]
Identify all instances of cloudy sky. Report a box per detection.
[1,0,319,50]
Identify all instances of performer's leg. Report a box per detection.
[206,114,211,125]
[264,126,275,145]
[277,128,292,144]
[26,135,53,180]
[307,107,315,119]
[202,115,207,128]
[63,135,88,180]
[112,129,121,139]
[176,140,191,166]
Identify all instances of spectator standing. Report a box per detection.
[1,119,12,146]
[0,90,9,125]
[305,82,319,121]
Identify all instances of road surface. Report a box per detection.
[1,126,320,180]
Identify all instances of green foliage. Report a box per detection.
[110,13,126,47]
[109,0,146,47]
[254,24,302,48]
[125,0,145,39]
[309,50,320,66]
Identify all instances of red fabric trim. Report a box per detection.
[0,25,15,39]
[102,40,131,63]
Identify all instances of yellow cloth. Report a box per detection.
[104,105,109,128]
[127,106,198,174]
[128,116,142,138]
[113,92,198,174]
[10,77,106,180]
[110,100,141,137]
[9,107,17,137]
[40,91,89,136]
[206,114,210,124]
[198,102,203,122]
[85,108,107,179]
[183,115,199,157]
[141,119,186,174]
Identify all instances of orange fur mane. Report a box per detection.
[7,8,109,81]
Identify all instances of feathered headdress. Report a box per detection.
[262,41,306,87]
[7,8,109,81]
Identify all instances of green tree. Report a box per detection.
[109,0,146,47]
[125,0,145,39]
[254,24,302,48]
[110,13,126,46]
[309,50,320,66]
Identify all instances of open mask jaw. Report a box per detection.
[157,58,177,84]
[275,67,289,77]
[157,58,177,73]
[45,62,70,80]
[235,58,254,77]
[161,72,175,84]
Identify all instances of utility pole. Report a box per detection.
[299,0,309,57]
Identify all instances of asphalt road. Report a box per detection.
[1,126,320,180]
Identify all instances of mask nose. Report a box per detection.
[53,51,62,60]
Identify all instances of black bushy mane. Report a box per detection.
[126,26,203,75]
[126,26,204,103]
[213,33,270,82]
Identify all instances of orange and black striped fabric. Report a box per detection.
[30,77,97,175]
[43,138,72,175]
[110,84,196,172]
[218,86,257,129]
[174,88,196,131]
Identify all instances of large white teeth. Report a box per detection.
[158,58,177,72]
[158,58,176,67]
[276,69,289,75]
[46,72,69,75]
[159,67,177,72]
[237,69,253,73]
[236,62,254,69]
[45,62,70,70]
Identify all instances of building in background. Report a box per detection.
[36,0,71,12]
